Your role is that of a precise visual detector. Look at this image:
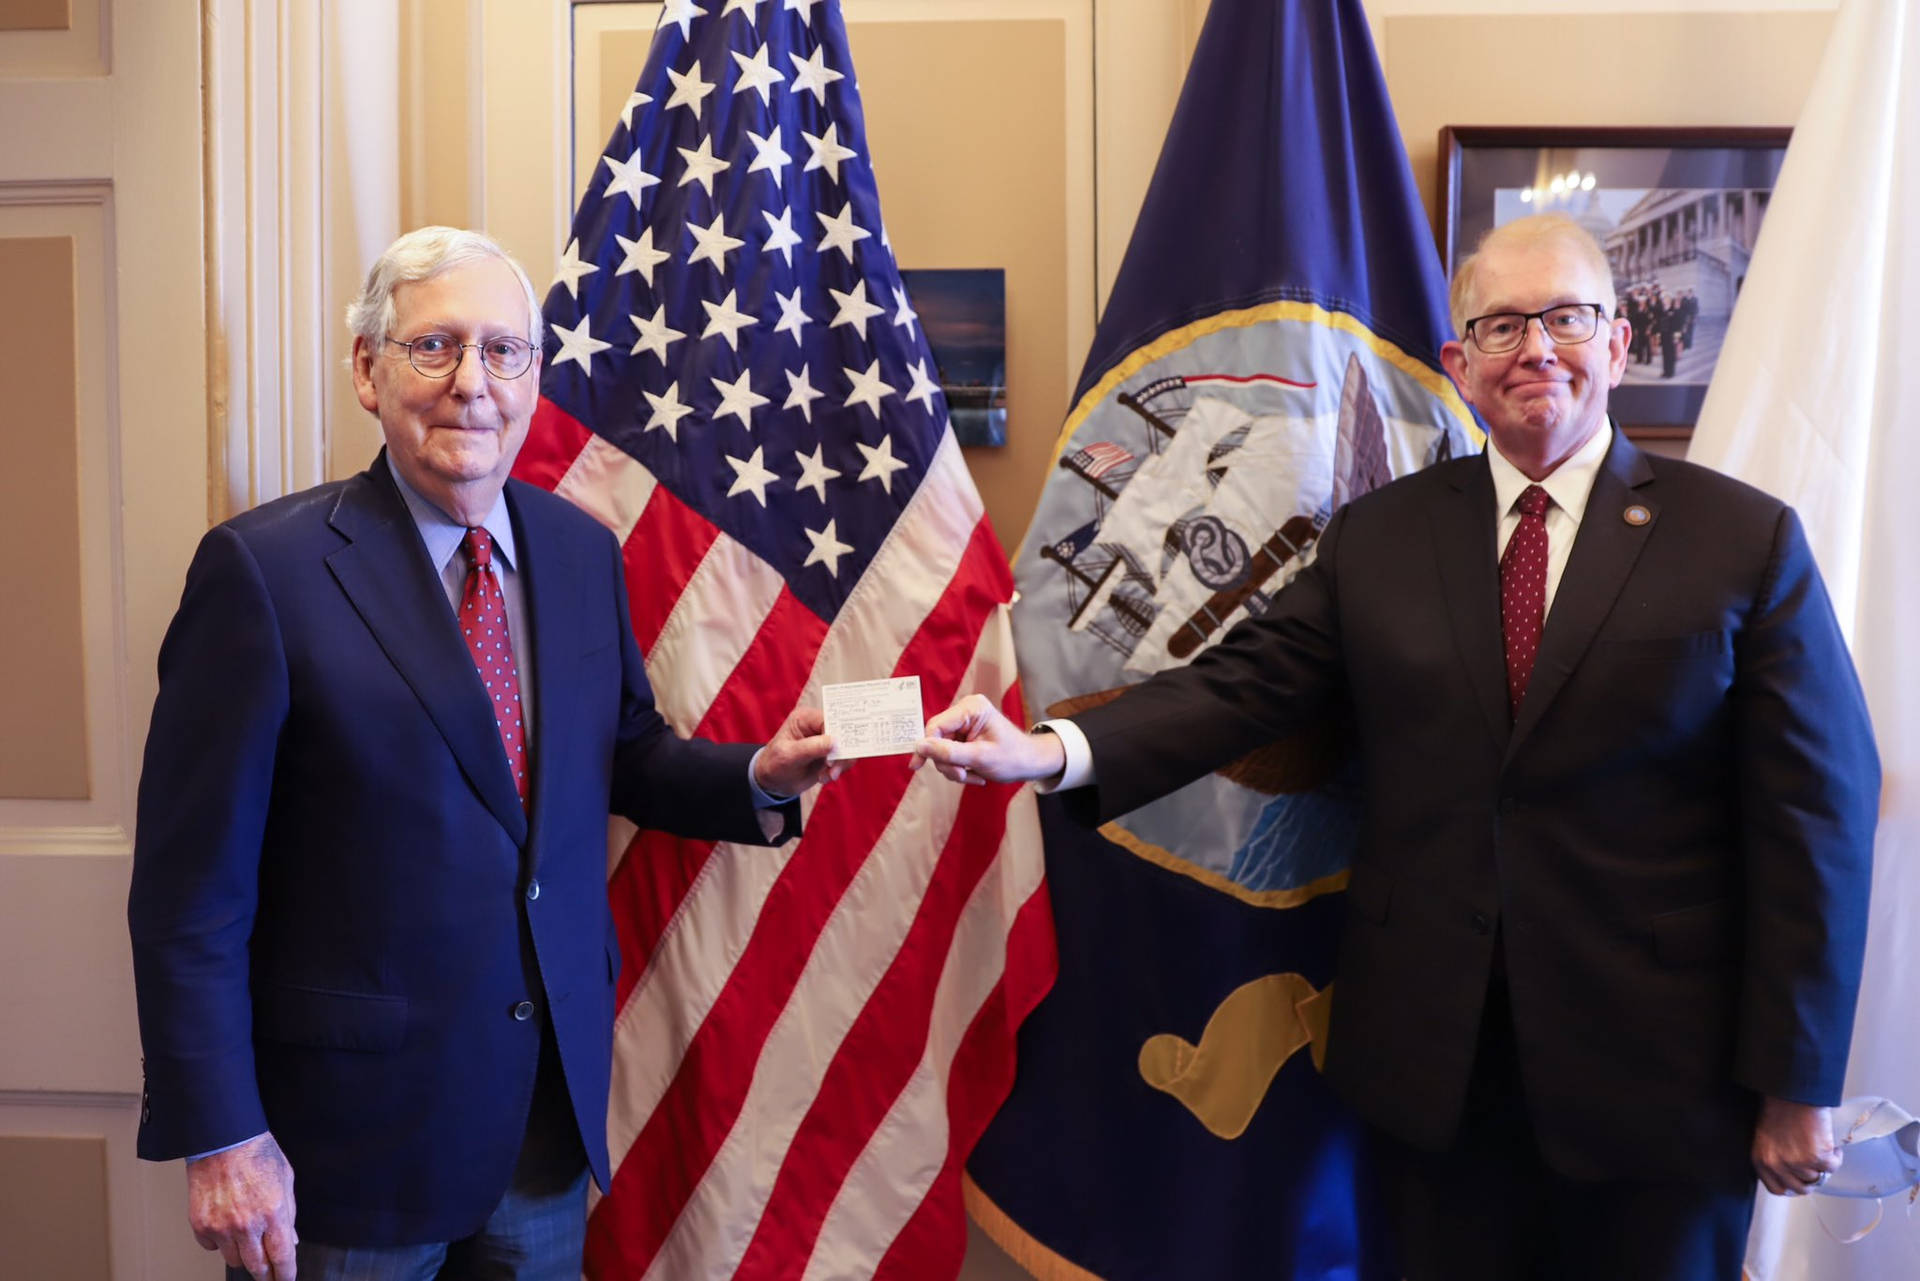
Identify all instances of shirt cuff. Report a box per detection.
[188,1133,266,1162]
[1032,719,1094,793]
[746,747,788,808]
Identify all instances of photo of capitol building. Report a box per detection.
[1498,184,1775,387]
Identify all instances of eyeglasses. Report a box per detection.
[1463,304,1607,354]
[384,333,536,379]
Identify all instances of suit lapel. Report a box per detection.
[1428,457,1512,751]
[1505,430,1658,761]
[507,481,582,866]
[325,458,530,846]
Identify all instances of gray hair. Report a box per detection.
[344,225,545,350]
[1448,214,1617,337]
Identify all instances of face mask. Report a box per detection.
[1817,1096,1920,1200]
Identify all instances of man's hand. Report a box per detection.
[754,706,847,796]
[1752,1095,1841,1197]
[188,1132,297,1278]
[911,694,1066,786]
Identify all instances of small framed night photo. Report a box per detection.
[899,268,1008,448]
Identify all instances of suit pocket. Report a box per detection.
[1598,631,1730,662]
[1649,900,1736,968]
[254,983,407,1052]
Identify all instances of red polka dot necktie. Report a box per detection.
[459,528,528,806]
[1500,484,1551,720]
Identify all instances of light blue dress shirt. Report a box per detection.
[388,457,538,751]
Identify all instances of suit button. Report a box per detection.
[512,1000,535,1021]
[1497,797,1517,814]
[526,878,541,901]
[1471,912,1492,935]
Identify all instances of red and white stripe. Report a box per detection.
[522,401,1056,1279]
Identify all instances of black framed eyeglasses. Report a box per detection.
[384,333,536,379]
[1464,303,1607,354]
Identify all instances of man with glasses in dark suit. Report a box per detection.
[915,214,1878,1280]
[129,226,843,1279]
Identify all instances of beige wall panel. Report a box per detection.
[0,0,69,30]
[1384,11,1833,235]
[588,27,656,198]
[849,18,1070,552]
[0,851,142,1093]
[0,1092,211,1281]
[0,82,110,178]
[0,235,88,799]
[568,5,651,202]
[401,0,480,233]
[477,0,568,303]
[0,190,118,839]
[1091,0,1207,311]
[0,1134,110,1280]
[0,853,142,1096]
[0,0,101,75]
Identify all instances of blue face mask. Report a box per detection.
[1818,1096,1920,1200]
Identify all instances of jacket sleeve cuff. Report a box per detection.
[136,1052,268,1163]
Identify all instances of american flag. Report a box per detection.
[1068,442,1134,481]
[508,0,1055,1276]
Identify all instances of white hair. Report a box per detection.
[344,225,544,350]
[1449,214,1618,337]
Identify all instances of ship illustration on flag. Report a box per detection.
[1016,327,1471,895]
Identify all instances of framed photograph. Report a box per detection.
[898,268,1008,447]
[1438,126,1791,438]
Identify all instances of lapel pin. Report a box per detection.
[1623,505,1651,526]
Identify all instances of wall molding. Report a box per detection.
[0,827,130,858]
[0,1090,140,1110]
[0,178,111,207]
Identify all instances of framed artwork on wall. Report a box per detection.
[1438,125,1791,439]
[898,267,1009,448]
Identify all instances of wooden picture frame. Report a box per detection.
[1438,126,1791,440]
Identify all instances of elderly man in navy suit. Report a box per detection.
[915,215,1878,1280]
[128,226,842,1279]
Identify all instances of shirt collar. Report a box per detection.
[1486,418,1613,523]
[385,454,517,575]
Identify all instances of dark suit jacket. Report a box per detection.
[1067,431,1877,1181]
[127,455,796,1245]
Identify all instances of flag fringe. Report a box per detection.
[1098,820,1351,910]
[962,1173,1108,1281]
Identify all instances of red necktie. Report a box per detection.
[1500,484,1551,719]
[459,528,528,805]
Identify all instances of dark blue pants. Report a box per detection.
[1383,977,1755,1281]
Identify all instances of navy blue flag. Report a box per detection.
[963,0,1478,1276]
[513,2,1054,1276]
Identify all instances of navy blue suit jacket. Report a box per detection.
[1067,432,1879,1181]
[128,455,796,1245]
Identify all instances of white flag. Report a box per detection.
[1687,0,1920,1274]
